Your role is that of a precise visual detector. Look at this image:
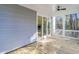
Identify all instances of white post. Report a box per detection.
[50,17,52,36]
[51,17,53,36]
[63,16,66,36]
[42,16,43,39]
[36,15,38,41]
[53,16,56,34]
[46,17,48,38]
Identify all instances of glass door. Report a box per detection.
[38,16,42,38]
[43,17,47,36]
[37,16,49,39]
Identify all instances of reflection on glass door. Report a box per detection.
[48,19,50,35]
[38,16,42,37]
[43,17,47,36]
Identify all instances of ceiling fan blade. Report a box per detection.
[61,8,66,10]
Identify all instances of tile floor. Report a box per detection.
[7,36,79,54]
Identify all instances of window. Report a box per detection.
[65,13,79,38]
[56,16,63,29]
[77,13,79,30]
[65,14,78,30]
[55,16,63,35]
[65,14,71,30]
[55,13,79,38]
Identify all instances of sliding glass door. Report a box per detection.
[37,16,47,39]
[37,16,51,39]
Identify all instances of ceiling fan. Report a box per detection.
[57,5,66,11]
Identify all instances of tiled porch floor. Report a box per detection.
[7,37,79,54]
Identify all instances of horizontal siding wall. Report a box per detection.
[0,5,36,53]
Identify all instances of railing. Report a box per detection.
[55,29,63,35]
[54,29,79,39]
[65,30,79,38]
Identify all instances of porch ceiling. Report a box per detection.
[19,4,79,17]
[19,4,53,17]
